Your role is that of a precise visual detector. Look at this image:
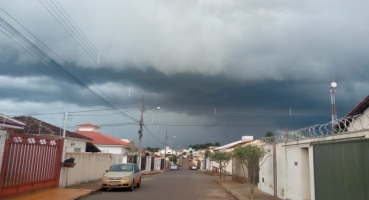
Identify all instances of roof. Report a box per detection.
[0,114,25,129]
[224,140,253,149]
[75,130,131,147]
[76,123,101,128]
[345,95,369,117]
[214,139,253,151]
[13,116,92,141]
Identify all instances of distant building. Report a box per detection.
[75,123,131,154]
[159,146,176,156]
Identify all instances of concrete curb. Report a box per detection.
[74,188,102,200]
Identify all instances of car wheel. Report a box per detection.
[129,180,135,191]
[137,178,141,187]
[101,187,107,191]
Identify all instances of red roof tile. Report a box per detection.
[75,130,131,146]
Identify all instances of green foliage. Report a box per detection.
[265,131,274,137]
[265,131,275,142]
[169,155,178,164]
[209,151,232,181]
[232,144,270,199]
[188,142,220,150]
[146,147,160,152]
[205,150,211,158]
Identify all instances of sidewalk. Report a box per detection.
[10,170,166,200]
[215,179,280,200]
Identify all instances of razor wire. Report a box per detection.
[260,113,369,144]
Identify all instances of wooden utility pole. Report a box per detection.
[164,131,168,168]
[138,95,145,170]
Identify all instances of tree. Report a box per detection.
[265,131,275,142]
[214,142,220,146]
[209,151,232,181]
[169,155,178,164]
[232,144,270,199]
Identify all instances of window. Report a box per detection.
[74,148,81,152]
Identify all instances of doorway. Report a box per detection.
[300,147,311,200]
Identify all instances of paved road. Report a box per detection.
[84,159,235,200]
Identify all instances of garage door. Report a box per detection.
[314,139,369,200]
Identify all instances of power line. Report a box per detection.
[0,13,137,122]
[143,125,165,145]
[40,0,131,96]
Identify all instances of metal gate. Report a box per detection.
[151,157,155,170]
[140,156,146,171]
[314,139,369,200]
[0,132,63,199]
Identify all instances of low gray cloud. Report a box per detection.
[1,0,369,148]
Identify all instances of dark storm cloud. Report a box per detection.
[1,0,369,147]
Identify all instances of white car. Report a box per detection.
[170,164,178,170]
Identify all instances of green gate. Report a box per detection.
[314,139,369,200]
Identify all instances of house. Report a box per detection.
[258,95,369,200]
[0,115,103,198]
[211,136,253,174]
[75,123,131,154]
[159,146,176,156]
[12,116,99,153]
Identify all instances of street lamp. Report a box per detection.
[330,82,337,134]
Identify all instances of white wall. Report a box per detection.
[78,127,99,132]
[154,158,161,170]
[259,131,369,200]
[65,138,87,153]
[258,145,274,196]
[98,145,128,154]
[0,130,7,172]
[59,153,113,187]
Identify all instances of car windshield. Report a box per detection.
[109,164,133,172]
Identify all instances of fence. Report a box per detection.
[260,113,369,144]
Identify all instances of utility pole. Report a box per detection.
[164,131,168,168]
[61,112,68,163]
[138,95,145,170]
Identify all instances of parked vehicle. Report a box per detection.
[170,164,178,170]
[188,161,197,170]
[102,163,141,191]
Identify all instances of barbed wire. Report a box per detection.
[260,113,369,144]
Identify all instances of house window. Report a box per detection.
[74,148,81,152]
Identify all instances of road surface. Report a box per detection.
[84,158,235,200]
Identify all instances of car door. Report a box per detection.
[133,164,139,184]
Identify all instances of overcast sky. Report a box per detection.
[1,0,369,149]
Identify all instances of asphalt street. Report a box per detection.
[84,159,235,200]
